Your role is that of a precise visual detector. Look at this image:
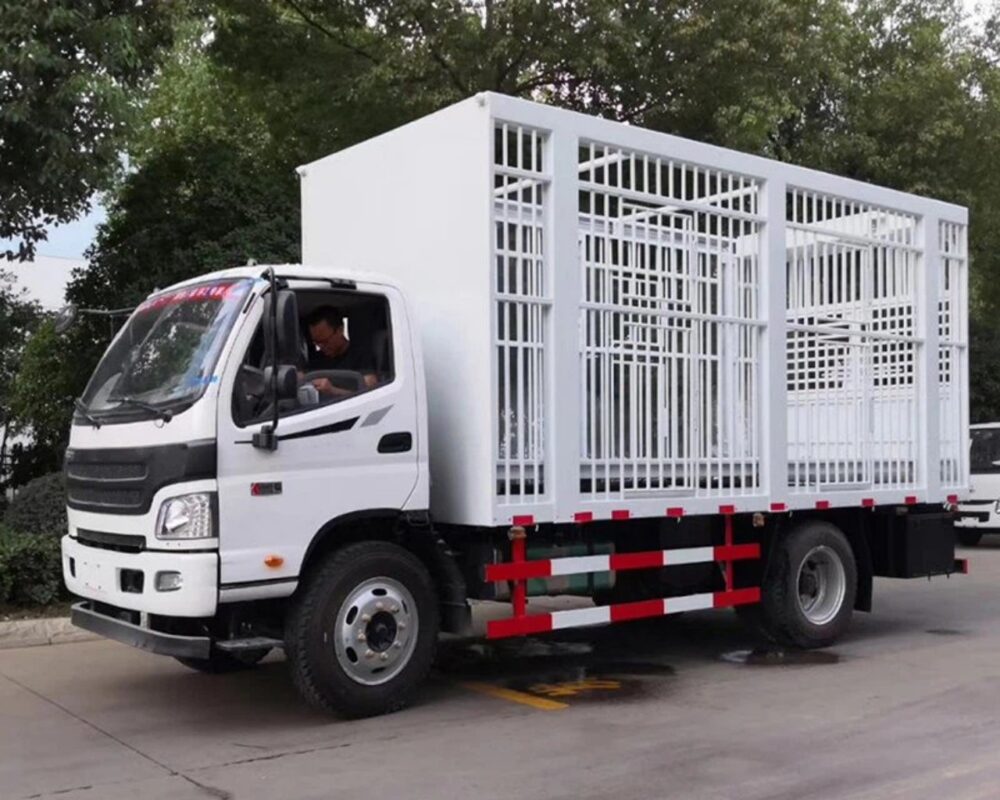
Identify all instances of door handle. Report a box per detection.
[378,432,413,453]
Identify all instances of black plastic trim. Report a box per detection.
[378,432,413,453]
[65,440,217,516]
[71,601,210,659]
[279,417,358,442]
[235,417,358,444]
[76,529,145,553]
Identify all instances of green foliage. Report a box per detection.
[13,0,1000,441]
[0,273,42,492]
[0,529,64,607]
[3,472,68,539]
[971,318,1000,424]
[206,0,851,160]
[0,1,176,260]
[8,321,88,458]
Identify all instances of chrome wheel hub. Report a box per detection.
[796,545,847,626]
[334,577,418,686]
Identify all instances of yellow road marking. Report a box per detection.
[529,678,621,698]
[460,681,569,711]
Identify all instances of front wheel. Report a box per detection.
[753,520,857,649]
[285,541,439,718]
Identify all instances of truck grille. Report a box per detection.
[67,487,145,512]
[64,441,216,516]
[66,462,146,481]
[76,529,146,554]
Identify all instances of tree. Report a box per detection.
[7,320,87,480]
[0,274,41,499]
[20,0,1000,451]
[206,0,851,161]
[970,317,1000,424]
[0,1,174,260]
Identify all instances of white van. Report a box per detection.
[956,423,1000,545]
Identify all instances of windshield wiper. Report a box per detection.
[73,398,101,429]
[110,396,174,423]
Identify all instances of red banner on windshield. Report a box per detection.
[137,281,243,313]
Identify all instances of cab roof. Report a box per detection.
[147,264,400,298]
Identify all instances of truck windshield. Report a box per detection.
[970,428,1000,474]
[78,279,253,421]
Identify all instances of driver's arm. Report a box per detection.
[311,377,357,399]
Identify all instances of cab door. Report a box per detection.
[215,285,421,591]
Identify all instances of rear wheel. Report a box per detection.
[285,541,438,718]
[958,530,983,547]
[175,647,270,674]
[752,521,857,649]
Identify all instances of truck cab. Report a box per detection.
[63,266,454,715]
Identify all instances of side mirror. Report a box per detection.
[265,365,299,400]
[263,289,301,366]
[54,304,78,335]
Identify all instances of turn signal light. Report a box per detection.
[264,555,284,568]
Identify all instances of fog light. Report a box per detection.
[69,557,76,578]
[155,571,183,592]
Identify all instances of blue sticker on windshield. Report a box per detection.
[185,375,219,387]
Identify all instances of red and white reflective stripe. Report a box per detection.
[485,544,760,582]
[551,554,610,576]
[486,588,761,639]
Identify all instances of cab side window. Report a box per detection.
[232,289,394,426]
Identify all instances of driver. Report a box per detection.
[304,305,378,399]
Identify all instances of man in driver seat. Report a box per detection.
[305,305,378,399]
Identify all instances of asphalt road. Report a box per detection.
[3,541,1000,800]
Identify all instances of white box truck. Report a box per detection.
[956,423,1000,544]
[63,93,969,717]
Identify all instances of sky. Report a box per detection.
[0,198,105,262]
[33,200,107,260]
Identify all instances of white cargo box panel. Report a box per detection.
[301,92,969,528]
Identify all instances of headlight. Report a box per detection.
[156,493,215,540]
[995,499,1000,515]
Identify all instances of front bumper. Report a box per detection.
[62,535,218,617]
[71,601,210,659]
[955,504,1000,530]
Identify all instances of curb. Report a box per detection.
[0,616,99,650]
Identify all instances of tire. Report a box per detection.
[285,541,439,718]
[755,520,857,649]
[958,530,983,547]
[175,647,271,674]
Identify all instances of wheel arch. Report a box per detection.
[300,509,404,576]
[759,513,872,613]
[298,509,470,635]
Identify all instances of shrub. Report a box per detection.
[3,472,67,537]
[0,530,64,606]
